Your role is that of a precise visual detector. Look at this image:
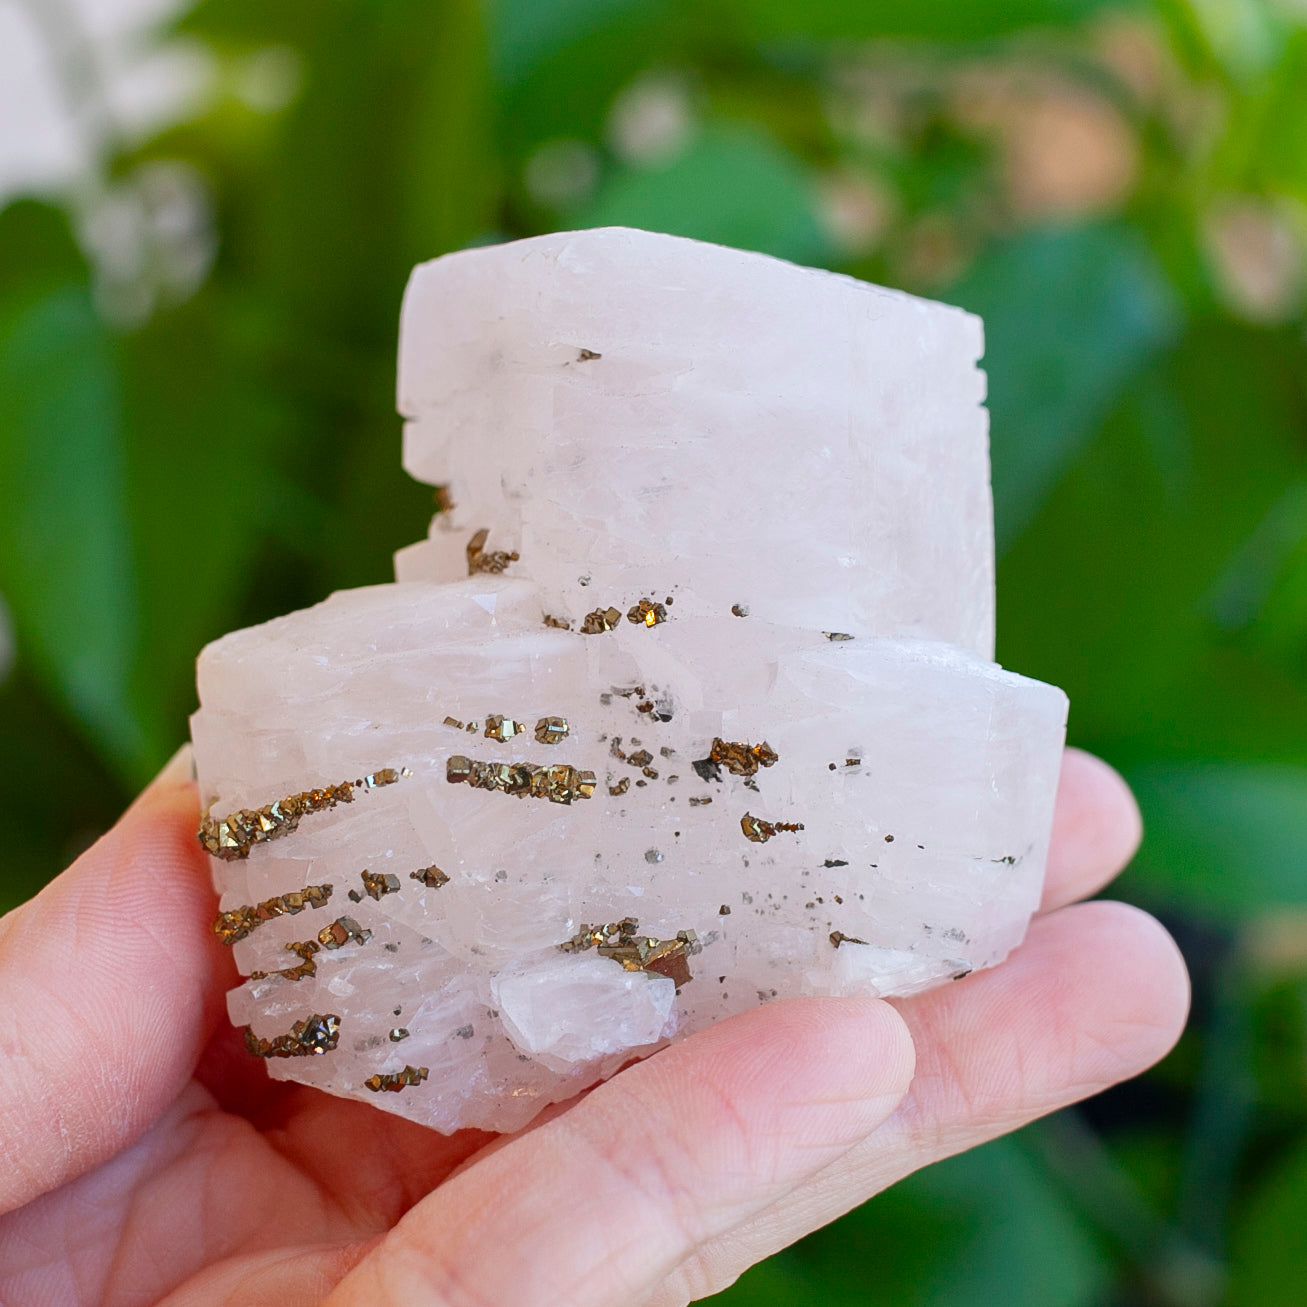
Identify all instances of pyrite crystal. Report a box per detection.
[190,228,1068,1134]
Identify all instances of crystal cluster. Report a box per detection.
[190,227,1068,1134]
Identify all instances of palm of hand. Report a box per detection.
[0,749,1187,1306]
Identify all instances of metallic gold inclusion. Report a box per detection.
[411,864,451,888]
[484,714,522,742]
[365,1065,429,1093]
[317,916,372,949]
[447,755,597,804]
[198,770,402,861]
[466,527,519,575]
[626,598,667,627]
[689,796,713,807]
[244,1013,341,1058]
[830,931,869,948]
[534,715,569,745]
[731,604,749,617]
[580,606,622,634]
[608,777,630,796]
[212,883,334,945]
[561,917,702,990]
[543,614,572,630]
[824,632,854,642]
[360,870,401,899]
[740,812,805,843]
[709,738,779,777]
[249,939,320,981]
[389,1027,410,1041]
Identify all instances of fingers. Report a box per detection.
[153,1242,376,1307]
[0,746,227,1215]
[892,902,1186,1149]
[323,996,916,1307]
[644,901,1188,1305]
[1041,748,1143,912]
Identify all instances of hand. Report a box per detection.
[0,746,1187,1306]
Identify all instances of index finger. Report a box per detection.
[1040,748,1143,913]
[324,997,915,1307]
[0,746,228,1215]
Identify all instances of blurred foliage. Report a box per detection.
[4,0,1307,1302]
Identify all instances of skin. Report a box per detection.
[0,745,1188,1307]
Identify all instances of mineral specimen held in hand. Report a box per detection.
[190,227,1068,1134]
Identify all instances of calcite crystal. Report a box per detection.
[190,227,1068,1135]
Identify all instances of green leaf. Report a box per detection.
[996,322,1307,764]
[578,123,832,264]
[176,0,333,46]
[948,223,1181,552]
[1244,31,1307,200]
[707,1255,821,1306]
[488,0,678,160]
[1176,0,1293,88]
[1124,762,1307,919]
[0,199,86,299]
[238,0,492,346]
[114,295,293,764]
[725,0,1135,43]
[490,0,652,87]
[403,0,497,260]
[1228,1138,1307,1306]
[716,1137,1111,1307]
[0,669,127,913]
[0,283,147,777]
[1203,477,1307,680]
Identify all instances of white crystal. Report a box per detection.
[493,954,677,1073]
[190,227,1067,1135]
[396,227,995,658]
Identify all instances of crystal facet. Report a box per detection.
[190,227,1067,1134]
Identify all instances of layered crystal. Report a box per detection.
[191,228,1067,1134]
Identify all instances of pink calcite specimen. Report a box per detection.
[190,228,1067,1133]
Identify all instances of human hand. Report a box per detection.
[0,746,1187,1306]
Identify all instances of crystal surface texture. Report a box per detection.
[190,227,1068,1135]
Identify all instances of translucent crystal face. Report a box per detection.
[190,228,1067,1135]
[397,228,996,661]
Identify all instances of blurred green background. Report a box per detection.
[3,0,1307,1302]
